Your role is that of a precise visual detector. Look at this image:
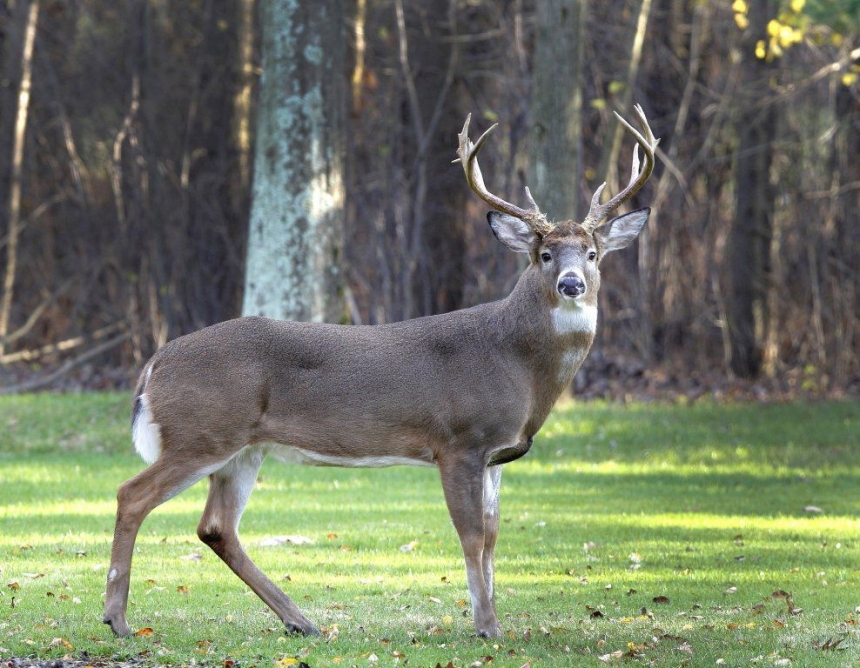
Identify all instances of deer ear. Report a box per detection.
[595,207,650,254]
[487,212,535,254]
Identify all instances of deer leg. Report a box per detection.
[196,446,319,636]
[438,457,501,638]
[482,465,502,603]
[104,457,220,636]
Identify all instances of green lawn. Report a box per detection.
[0,393,858,667]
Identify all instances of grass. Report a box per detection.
[0,393,858,667]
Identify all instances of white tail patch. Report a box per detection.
[552,303,597,335]
[132,392,162,464]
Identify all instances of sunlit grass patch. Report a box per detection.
[0,394,858,666]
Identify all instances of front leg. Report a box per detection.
[482,465,502,602]
[438,456,501,638]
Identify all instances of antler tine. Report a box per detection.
[582,104,660,233]
[455,114,552,236]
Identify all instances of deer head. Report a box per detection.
[455,104,659,317]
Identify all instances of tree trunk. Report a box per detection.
[726,0,776,379]
[0,0,40,356]
[242,0,346,323]
[529,0,584,221]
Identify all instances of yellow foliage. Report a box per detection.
[778,25,802,46]
[735,13,750,29]
[755,40,767,59]
[789,0,805,11]
[732,0,748,14]
[843,73,858,86]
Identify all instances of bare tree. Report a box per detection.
[242,0,346,323]
[0,0,40,356]
[529,0,585,221]
[726,0,777,379]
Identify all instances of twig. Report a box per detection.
[0,331,131,394]
[0,278,74,348]
[1,322,121,364]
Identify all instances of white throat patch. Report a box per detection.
[552,302,598,335]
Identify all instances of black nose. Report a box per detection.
[557,274,586,297]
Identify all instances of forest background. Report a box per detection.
[0,0,858,399]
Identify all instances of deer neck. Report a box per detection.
[502,266,597,384]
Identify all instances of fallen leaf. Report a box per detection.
[675,642,693,654]
[815,636,845,651]
[176,585,190,595]
[260,535,314,547]
[598,650,623,662]
[652,595,670,604]
[400,541,418,553]
[134,628,154,637]
[803,505,824,514]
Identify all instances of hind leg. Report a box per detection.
[103,456,225,636]
[197,446,319,635]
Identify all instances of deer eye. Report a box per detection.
[540,252,552,263]
[587,251,597,261]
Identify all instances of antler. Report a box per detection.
[454,114,553,237]
[581,104,659,233]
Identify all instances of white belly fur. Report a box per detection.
[268,445,436,468]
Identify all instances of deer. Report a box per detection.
[103,104,658,640]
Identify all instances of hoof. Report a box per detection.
[476,625,502,639]
[103,615,132,638]
[285,621,320,637]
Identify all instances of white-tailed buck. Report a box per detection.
[104,105,658,639]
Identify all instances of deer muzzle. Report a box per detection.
[557,272,586,299]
